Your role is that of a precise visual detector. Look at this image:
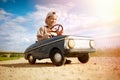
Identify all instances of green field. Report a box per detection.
[0,52,24,61]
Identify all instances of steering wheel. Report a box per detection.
[50,24,63,36]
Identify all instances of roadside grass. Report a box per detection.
[0,56,22,61]
[0,52,24,61]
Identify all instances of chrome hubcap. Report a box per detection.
[29,55,33,61]
[54,53,62,62]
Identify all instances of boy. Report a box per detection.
[37,11,71,64]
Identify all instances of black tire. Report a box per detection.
[50,49,66,66]
[78,53,89,63]
[28,54,36,64]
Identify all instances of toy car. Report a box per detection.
[24,24,96,66]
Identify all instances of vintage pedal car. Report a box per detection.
[24,24,96,66]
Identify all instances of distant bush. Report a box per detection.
[10,54,23,57]
[0,54,8,57]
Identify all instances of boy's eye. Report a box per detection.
[51,18,57,21]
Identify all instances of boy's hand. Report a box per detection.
[45,33,52,38]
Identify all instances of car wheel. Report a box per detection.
[50,49,66,66]
[78,53,89,63]
[28,54,36,64]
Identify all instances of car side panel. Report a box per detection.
[29,39,65,60]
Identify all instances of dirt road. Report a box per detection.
[0,57,120,80]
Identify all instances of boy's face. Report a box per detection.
[46,15,57,27]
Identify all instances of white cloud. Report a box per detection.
[0,1,120,51]
[0,9,12,16]
[32,4,101,35]
[28,2,120,49]
[0,9,36,52]
[12,16,27,23]
[0,9,13,21]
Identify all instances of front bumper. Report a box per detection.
[64,48,96,57]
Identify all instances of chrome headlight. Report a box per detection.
[68,39,75,49]
[90,40,94,48]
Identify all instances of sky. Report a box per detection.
[0,0,120,52]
